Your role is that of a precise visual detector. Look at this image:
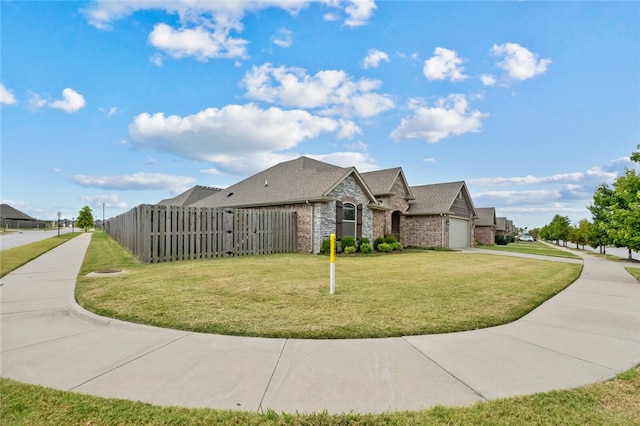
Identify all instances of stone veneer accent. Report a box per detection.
[312,175,374,254]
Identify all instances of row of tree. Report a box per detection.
[531,145,639,260]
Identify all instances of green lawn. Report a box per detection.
[0,232,82,278]
[3,234,640,424]
[626,267,640,281]
[2,367,639,425]
[479,241,581,259]
[76,232,583,339]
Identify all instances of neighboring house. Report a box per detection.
[158,185,222,206]
[162,156,478,253]
[0,204,41,229]
[403,182,478,249]
[474,207,497,246]
[496,217,508,237]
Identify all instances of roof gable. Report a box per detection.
[361,168,413,199]
[158,185,222,206]
[496,217,508,231]
[407,181,477,217]
[475,207,497,227]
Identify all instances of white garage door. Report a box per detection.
[449,218,469,248]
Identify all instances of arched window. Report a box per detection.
[336,201,362,239]
[342,203,356,238]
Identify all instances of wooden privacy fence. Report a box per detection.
[104,204,297,263]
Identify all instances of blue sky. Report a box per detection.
[2,1,638,229]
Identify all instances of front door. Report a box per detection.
[391,211,401,240]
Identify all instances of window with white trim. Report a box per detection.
[342,203,356,238]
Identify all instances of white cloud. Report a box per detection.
[271,28,292,48]
[128,103,341,163]
[100,106,118,116]
[83,1,310,31]
[241,63,394,117]
[49,88,86,113]
[52,168,63,173]
[343,140,368,151]
[82,1,377,64]
[27,92,47,110]
[468,166,619,187]
[423,158,437,164]
[200,168,221,175]
[481,74,496,86]
[80,194,129,209]
[151,53,164,66]
[148,23,249,61]
[423,47,468,82]
[72,172,196,193]
[344,0,377,27]
[1,83,16,105]
[491,42,551,81]
[307,151,378,172]
[473,189,561,206]
[362,48,389,69]
[390,94,488,143]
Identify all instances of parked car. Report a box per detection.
[519,235,535,242]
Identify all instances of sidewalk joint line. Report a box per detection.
[402,337,488,402]
[68,332,192,392]
[258,338,289,413]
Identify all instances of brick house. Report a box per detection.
[474,207,497,246]
[403,182,477,249]
[161,156,478,253]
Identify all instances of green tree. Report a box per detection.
[588,183,615,253]
[588,145,640,259]
[547,214,571,246]
[569,219,591,249]
[76,206,94,231]
[608,168,640,259]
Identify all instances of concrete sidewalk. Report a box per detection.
[1,233,639,414]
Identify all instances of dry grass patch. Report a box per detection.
[77,234,582,339]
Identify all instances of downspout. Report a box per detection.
[441,214,445,248]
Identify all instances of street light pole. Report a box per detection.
[102,203,105,231]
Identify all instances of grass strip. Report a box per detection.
[479,241,581,259]
[76,233,583,339]
[1,367,639,425]
[0,232,82,278]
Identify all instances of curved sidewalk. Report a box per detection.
[1,233,639,414]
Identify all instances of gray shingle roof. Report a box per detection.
[192,156,376,208]
[361,168,414,199]
[158,185,222,206]
[475,207,497,227]
[0,204,37,221]
[407,181,473,216]
[496,217,508,231]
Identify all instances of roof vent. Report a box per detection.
[226,192,233,197]
[265,180,268,187]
